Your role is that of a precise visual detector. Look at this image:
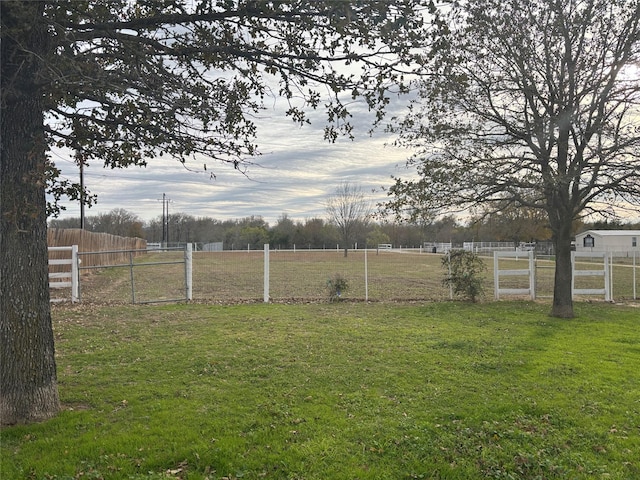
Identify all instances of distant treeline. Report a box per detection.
[49,208,640,250]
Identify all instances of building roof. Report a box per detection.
[578,230,640,236]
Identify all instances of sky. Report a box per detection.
[49,98,415,227]
[48,94,640,228]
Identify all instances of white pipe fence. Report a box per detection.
[493,251,536,300]
[572,251,611,302]
[48,245,79,303]
[49,244,638,304]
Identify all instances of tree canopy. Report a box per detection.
[3,1,430,212]
[1,0,432,425]
[385,0,640,317]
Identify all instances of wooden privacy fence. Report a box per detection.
[48,228,147,268]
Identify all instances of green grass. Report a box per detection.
[2,301,639,479]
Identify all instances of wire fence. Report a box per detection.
[77,247,190,304]
[68,246,639,305]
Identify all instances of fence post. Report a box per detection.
[129,250,136,304]
[364,247,368,302]
[634,251,637,300]
[448,250,453,300]
[493,251,499,300]
[529,250,536,301]
[606,252,612,302]
[71,244,79,303]
[264,243,270,303]
[185,243,193,301]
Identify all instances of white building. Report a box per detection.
[575,230,640,253]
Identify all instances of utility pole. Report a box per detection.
[159,193,171,247]
[77,150,85,229]
[162,193,167,246]
[166,196,170,245]
[162,193,166,245]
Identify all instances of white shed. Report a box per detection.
[575,230,640,253]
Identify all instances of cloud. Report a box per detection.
[49,98,412,226]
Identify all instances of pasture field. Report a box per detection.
[75,249,639,305]
[2,301,639,479]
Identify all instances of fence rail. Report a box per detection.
[48,246,79,303]
[572,251,611,301]
[66,245,639,305]
[494,251,535,300]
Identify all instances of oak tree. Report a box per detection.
[1,0,430,424]
[385,0,640,317]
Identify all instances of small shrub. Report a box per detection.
[442,249,486,302]
[326,273,349,302]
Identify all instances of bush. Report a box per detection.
[442,250,486,302]
[326,273,349,302]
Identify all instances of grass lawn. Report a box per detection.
[2,301,639,479]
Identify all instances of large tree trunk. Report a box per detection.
[1,2,60,425]
[550,219,575,318]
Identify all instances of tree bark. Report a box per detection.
[550,218,575,318]
[1,1,60,425]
